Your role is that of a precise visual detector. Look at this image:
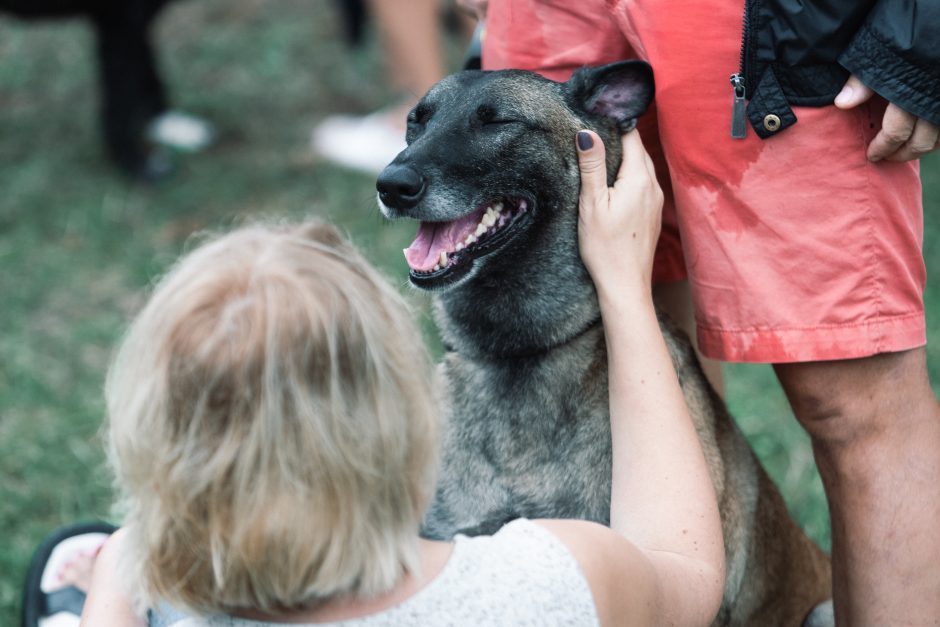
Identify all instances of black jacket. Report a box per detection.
[737,0,940,138]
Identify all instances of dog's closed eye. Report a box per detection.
[409,103,433,125]
[406,104,434,143]
[474,104,519,128]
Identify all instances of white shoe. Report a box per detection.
[147,110,216,153]
[311,109,408,175]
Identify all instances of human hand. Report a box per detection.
[835,74,940,162]
[456,0,488,21]
[576,129,664,298]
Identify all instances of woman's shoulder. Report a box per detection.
[151,521,610,627]
[527,519,660,627]
[445,518,602,624]
[464,517,600,578]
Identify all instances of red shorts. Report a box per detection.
[483,0,926,363]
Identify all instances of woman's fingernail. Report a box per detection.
[577,131,594,151]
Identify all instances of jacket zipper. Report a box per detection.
[730,0,751,138]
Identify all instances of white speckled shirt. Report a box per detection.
[150,519,601,627]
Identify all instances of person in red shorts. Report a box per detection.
[459,0,940,623]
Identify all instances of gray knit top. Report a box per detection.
[150,518,600,627]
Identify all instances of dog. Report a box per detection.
[376,61,834,626]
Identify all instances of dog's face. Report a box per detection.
[377,62,654,293]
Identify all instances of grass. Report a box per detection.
[1,1,938,621]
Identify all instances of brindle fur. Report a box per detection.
[379,63,833,626]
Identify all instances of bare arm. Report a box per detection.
[538,130,724,627]
[81,528,146,627]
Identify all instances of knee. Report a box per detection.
[775,366,871,449]
[773,350,931,451]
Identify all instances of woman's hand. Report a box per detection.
[576,129,664,298]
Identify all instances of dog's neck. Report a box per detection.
[434,239,603,361]
[439,307,604,360]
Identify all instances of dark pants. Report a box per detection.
[0,0,172,175]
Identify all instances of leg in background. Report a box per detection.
[92,0,170,178]
[366,0,445,98]
[775,348,940,626]
[312,0,448,174]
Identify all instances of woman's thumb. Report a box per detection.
[577,130,607,209]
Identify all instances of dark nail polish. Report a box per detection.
[577,131,593,151]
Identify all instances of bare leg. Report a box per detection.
[367,0,445,99]
[775,348,940,625]
[653,280,724,396]
[312,0,447,173]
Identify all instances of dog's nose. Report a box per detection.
[376,164,426,209]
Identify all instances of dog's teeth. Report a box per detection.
[466,234,477,245]
[456,242,464,251]
[433,264,441,271]
[519,200,527,211]
[493,201,504,213]
[440,251,448,266]
[482,213,496,227]
[475,224,487,237]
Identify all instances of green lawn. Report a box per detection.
[1,2,938,622]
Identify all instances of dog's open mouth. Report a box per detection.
[404,198,529,288]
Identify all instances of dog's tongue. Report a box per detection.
[404,209,484,272]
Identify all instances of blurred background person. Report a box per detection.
[312,0,473,174]
[0,0,214,181]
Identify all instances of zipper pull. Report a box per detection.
[730,73,747,139]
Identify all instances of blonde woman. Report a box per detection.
[52,130,724,626]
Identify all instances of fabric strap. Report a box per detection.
[41,586,86,617]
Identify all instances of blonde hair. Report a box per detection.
[105,221,438,615]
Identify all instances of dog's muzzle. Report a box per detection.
[377,164,426,210]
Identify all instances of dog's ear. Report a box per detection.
[566,60,654,131]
